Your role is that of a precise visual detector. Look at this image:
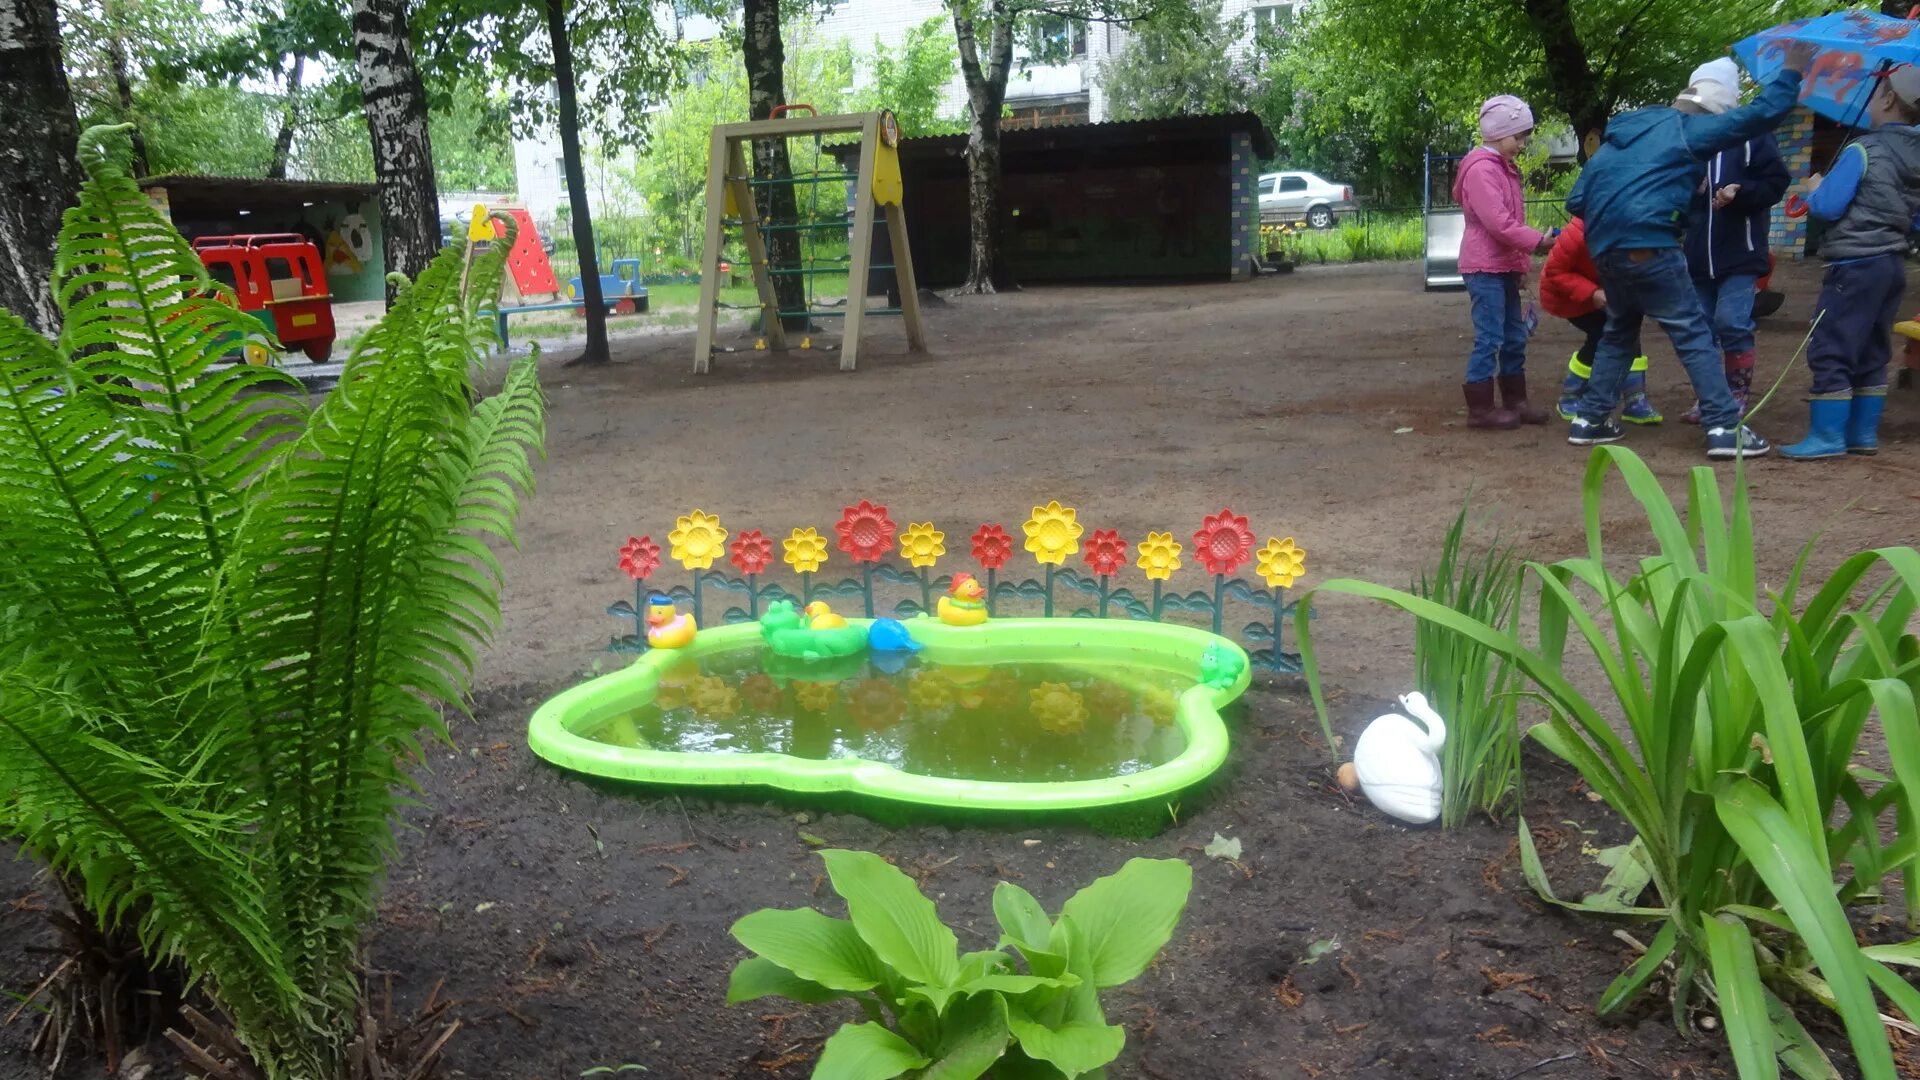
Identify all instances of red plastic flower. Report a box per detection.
[970,523,1014,570]
[835,500,897,565]
[729,529,775,576]
[1083,529,1129,577]
[619,535,661,580]
[1193,509,1255,576]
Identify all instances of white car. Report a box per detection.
[1257,171,1356,229]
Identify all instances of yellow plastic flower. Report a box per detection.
[1141,689,1176,728]
[1022,501,1083,567]
[1030,682,1087,735]
[899,522,946,569]
[1136,531,1183,581]
[783,527,829,574]
[1256,536,1308,589]
[669,510,728,571]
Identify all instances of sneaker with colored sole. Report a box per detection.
[1568,416,1625,446]
[1705,425,1771,459]
[1621,395,1663,425]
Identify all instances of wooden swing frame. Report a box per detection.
[692,110,925,373]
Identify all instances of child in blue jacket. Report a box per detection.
[1682,59,1792,425]
[1564,43,1813,460]
[1781,65,1920,459]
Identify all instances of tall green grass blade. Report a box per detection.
[1597,920,1678,1018]
[1702,914,1778,1080]
[1764,987,1843,1080]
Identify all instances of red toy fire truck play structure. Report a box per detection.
[193,233,336,362]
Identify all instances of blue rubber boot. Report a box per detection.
[1780,396,1851,460]
[1557,351,1589,421]
[1847,387,1887,455]
[1620,361,1662,425]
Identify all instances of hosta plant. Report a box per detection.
[1297,447,1920,1079]
[0,127,544,1078]
[727,850,1192,1079]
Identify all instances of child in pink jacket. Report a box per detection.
[1454,96,1557,429]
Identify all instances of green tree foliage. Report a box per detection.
[1272,0,1825,202]
[0,127,544,1079]
[1097,0,1250,121]
[848,16,965,137]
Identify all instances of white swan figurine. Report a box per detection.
[1336,692,1447,825]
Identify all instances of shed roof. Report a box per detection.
[898,112,1279,161]
[138,174,378,212]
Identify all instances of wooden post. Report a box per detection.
[886,201,925,352]
[840,114,882,372]
[692,125,729,373]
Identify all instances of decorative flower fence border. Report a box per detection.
[610,500,1309,672]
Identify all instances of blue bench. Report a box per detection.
[490,293,649,350]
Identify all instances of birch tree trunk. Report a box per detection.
[547,0,610,364]
[953,1,1015,294]
[743,0,807,331]
[351,0,440,304]
[269,53,305,181]
[0,0,83,335]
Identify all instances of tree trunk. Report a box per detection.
[953,2,1016,293]
[351,0,440,304]
[104,3,147,177]
[268,53,304,181]
[1519,0,1609,161]
[0,0,83,335]
[743,0,807,332]
[546,0,609,364]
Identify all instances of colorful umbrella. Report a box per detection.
[1733,11,1920,127]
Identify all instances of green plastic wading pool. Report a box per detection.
[526,617,1251,811]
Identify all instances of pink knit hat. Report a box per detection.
[1479,96,1535,142]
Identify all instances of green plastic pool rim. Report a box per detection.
[526,617,1250,811]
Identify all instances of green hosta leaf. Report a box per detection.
[1000,984,1126,1078]
[1700,914,1776,1080]
[725,956,847,1005]
[729,907,884,992]
[959,949,1010,982]
[921,991,1011,1080]
[1716,781,1897,1079]
[994,881,1052,952]
[1056,858,1192,989]
[1581,840,1654,910]
[813,1022,930,1080]
[822,849,959,988]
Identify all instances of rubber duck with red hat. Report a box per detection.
[936,573,989,627]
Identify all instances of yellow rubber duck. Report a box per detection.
[804,600,849,630]
[645,594,698,649]
[936,572,989,627]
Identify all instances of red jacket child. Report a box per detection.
[1541,216,1602,321]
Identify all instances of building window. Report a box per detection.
[1252,3,1296,36]
[1028,15,1087,59]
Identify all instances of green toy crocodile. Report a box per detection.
[760,599,869,662]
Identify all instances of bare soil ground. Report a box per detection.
[6,258,1919,1079]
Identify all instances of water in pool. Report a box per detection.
[585,650,1193,783]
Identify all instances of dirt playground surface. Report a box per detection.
[6,258,1920,1079]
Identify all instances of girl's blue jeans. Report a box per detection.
[1464,271,1527,383]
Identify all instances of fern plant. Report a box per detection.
[0,126,545,1078]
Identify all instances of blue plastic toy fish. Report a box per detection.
[867,618,922,653]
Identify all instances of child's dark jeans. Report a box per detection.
[1576,249,1741,430]
[1808,253,1905,394]
[1464,271,1527,383]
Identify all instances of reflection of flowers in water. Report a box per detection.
[978,669,1022,713]
[1030,682,1088,735]
[740,672,782,713]
[793,681,837,713]
[907,671,953,710]
[1082,679,1134,720]
[847,678,906,732]
[654,658,702,710]
[688,675,740,720]
[1141,689,1177,727]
